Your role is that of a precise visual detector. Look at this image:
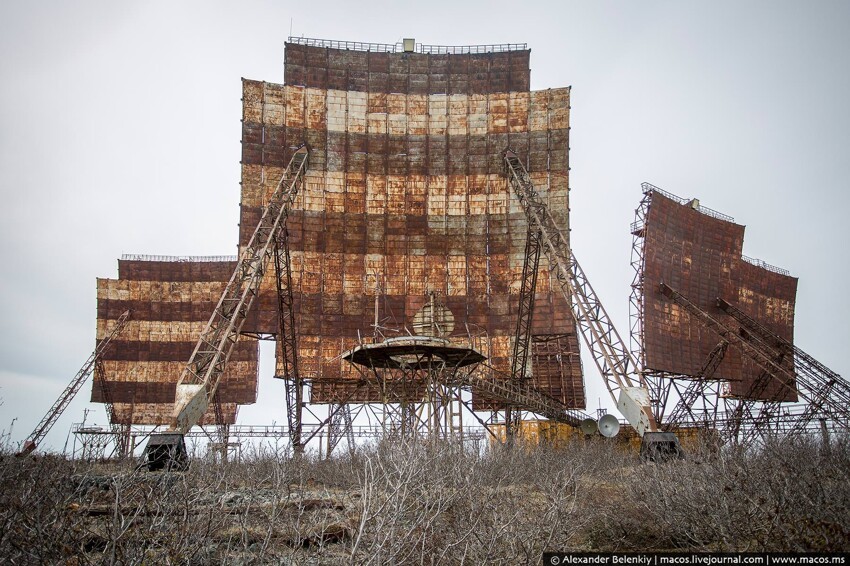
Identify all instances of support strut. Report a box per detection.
[507,226,542,439]
[274,230,303,455]
[660,283,850,435]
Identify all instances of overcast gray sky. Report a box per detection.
[1,1,848,452]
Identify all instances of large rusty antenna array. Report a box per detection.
[67,38,845,462]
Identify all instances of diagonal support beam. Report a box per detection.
[504,151,640,403]
[504,150,661,437]
[660,283,850,434]
[466,365,587,428]
[18,309,132,457]
[167,146,308,435]
[663,340,727,430]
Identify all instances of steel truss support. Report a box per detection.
[18,309,132,457]
[208,392,235,462]
[630,186,673,422]
[717,297,850,436]
[350,354,470,442]
[784,381,834,438]
[114,424,132,458]
[168,147,308,434]
[722,361,789,445]
[70,414,523,454]
[507,226,542,440]
[339,362,589,444]
[660,283,850,438]
[663,341,727,430]
[326,402,355,458]
[338,328,590,444]
[274,228,303,455]
[504,151,656,432]
[78,432,112,461]
[629,186,652,373]
[467,364,586,428]
[298,385,368,449]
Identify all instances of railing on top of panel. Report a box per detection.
[286,36,528,55]
[287,37,398,52]
[416,43,528,54]
[741,255,791,276]
[638,183,790,276]
[121,254,238,263]
[693,203,735,223]
[640,182,735,223]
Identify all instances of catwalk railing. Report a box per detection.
[287,36,527,54]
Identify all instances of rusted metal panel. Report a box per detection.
[727,260,798,401]
[642,192,798,402]
[531,333,585,409]
[643,193,745,381]
[309,379,428,404]
[94,260,260,424]
[110,402,238,426]
[285,43,530,96]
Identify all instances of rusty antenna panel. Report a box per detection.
[631,183,850,443]
[241,40,582,412]
[83,37,848,454]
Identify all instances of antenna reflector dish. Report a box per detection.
[580,418,598,435]
[412,299,454,337]
[598,414,621,438]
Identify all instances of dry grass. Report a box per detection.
[0,435,848,564]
